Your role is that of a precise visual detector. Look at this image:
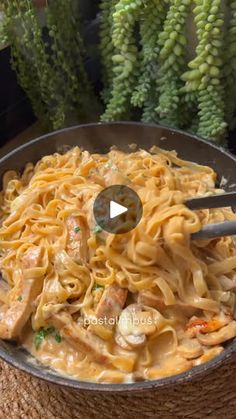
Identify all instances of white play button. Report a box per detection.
[110,200,128,219]
[93,185,143,234]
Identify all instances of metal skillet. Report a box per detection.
[0,122,236,393]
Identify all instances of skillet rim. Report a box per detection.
[0,121,235,392]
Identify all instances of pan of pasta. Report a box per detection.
[0,122,236,391]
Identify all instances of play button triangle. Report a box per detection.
[110,200,128,219]
[93,185,143,234]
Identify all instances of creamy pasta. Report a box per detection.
[0,146,236,384]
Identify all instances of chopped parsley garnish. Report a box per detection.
[93,224,103,234]
[55,333,62,344]
[74,226,81,234]
[34,326,60,350]
[92,283,105,291]
[35,329,48,350]
[17,296,23,302]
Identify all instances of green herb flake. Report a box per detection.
[93,225,103,234]
[74,226,81,234]
[35,329,47,351]
[92,283,105,291]
[55,333,62,344]
[17,296,23,302]
[34,326,56,350]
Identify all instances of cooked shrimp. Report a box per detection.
[177,338,203,359]
[197,321,236,346]
[186,310,232,337]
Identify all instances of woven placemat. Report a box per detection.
[0,356,235,419]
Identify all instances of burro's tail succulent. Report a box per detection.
[101,0,234,143]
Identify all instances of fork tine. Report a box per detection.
[186,192,236,211]
[192,221,236,240]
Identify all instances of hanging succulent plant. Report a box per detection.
[100,0,236,143]
[131,0,168,123]
[1,0,94,130]
[1,0,236,143]
[101,0,145,122]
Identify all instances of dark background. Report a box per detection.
[0,0,101,146]
[0,47,35,144]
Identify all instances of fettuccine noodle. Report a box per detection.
[0,146,235,384]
